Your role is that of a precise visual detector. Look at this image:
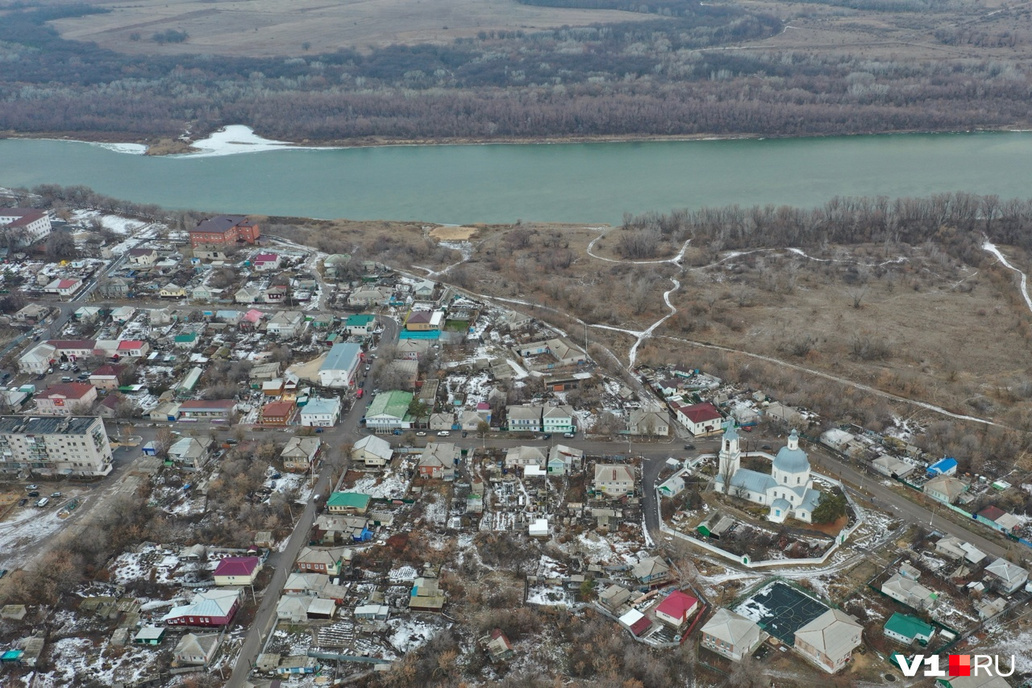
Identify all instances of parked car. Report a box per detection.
[416,431,427,437]
[27,491,39,498]
[541,434,552,440]
[358,380,365,388]
[315,427,324,433]
[25,484,38,491]
[61,376,73,383]
[50,492,62,498]
[563,432,576,439]
[35,497,49,508]
[17,499,27,507]
[683,443,695,450]
[461,431,468,438]
[0,569,8,580]
[437,431,450,437]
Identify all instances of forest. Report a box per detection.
[1,0,1032,141]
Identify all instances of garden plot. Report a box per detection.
[36,635,165,687]
[387,615,450,654]
[109,543,182,585]
[350,470,410,500]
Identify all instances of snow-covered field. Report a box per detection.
[0,504,74,568]
[386,615,448,654]
[350,471,410,500]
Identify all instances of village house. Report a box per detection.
[281,436,321,472]
[133,626,166,646]
[34,383,97,416]
[700,608,763,661]
[262,284,288,303]
[593,464,635,498]
[397,339,430,360]
[44,278,83,298]
[792,609,863,674]
[167,436,213,470]
[312,515,373,545]
[513,337,586,371]
[267,310,304,338]
[213,557,262,586]
[505,446,546,469]
[191,286,217,302]
[548,444,584,475]
[159,284,187,299]
[419,442,457,480]
[276,595,314,623]
[985,558,1029,594]
[127,248,158,267]
[599,584,632,612]
[628,408,671,436]
[674,401,723,436]
[326,492,371,515]
[654,590,699,629]
[409,570,446,611]
[345,314,377,337]
[353,434,393,469]
[295,546,351,576]
[348,286,391,308]
[173,633,221,667]
[883,613,935,646]
[162,589,241,627]
[253,252,281,270]
[189,215,260,248]
[174,332,199,350]
[542,405,576,433]
[632,556,671,586]
[15,303,50,324]
[882,572,939,610]
[235,286,260,304]
[482,629,515,663]
[95,277,130,299]
[924,475,968,504]
[506,405,543,432]
[260,400,296,426]
[19,343,55,374]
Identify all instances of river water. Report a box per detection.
[1,131,1030,224]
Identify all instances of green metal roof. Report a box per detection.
[884,612,934,640]
[367,391,413,420]
[346,314,375,326]
[327,492,371,509]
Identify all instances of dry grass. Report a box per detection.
[49,0,656,57]
[429,226,479,241]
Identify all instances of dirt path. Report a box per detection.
[983,240,1032,315]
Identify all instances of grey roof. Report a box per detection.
[986,559,1029,584]
[191,215,248,234]
[320,343,362,372]
[794,609,862,658]
[728,468,776,494]
[723,423,739,441]
[773,431,810,474]
[0,415,101,436]
[703,607,762,647]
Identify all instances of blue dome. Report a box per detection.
[773,437,810,474]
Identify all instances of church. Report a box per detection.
[714,426,822,523]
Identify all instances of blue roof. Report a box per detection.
[302,397,340,416]
[729,468,776,494]
[927,457,958,475]
[723,423,739,441]
[320,343,362,372]
[773,431,810,474]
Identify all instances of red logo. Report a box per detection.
[949,655,972,677]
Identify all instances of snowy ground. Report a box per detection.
[0,502,76,568]
[183,125,324,158]
[35,635,165,687]
[109,543,182,585]
[526,585,574,607]
[386,615,449,654]
[350,470,410,500]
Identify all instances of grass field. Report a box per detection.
[49,0,656,56]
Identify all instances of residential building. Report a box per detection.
[44,278,83,298]
[0,416,112,477]
[505,446,546,469]
[883,613,935,646]
[700,608,763,661]
[311,515,373,545]
[167,436,213,470]
[365,390,413,434]
[632,556,671,586]
[882,573,938,610]
[276,595,314,623]
[548,444,584,475]
[348,287,391,308]
[159,284,187,299]
[212,557,262,586]
[127,248,158,266]
[191,286,217,302]
[178,399,235,421]
[281,436,321,472]
[674,402,723,436]
[353,434,393,469]
[985,558,1029,594]
[418,442,457,480]
[189,215,260,248]
[89,364,122,391]
[628,408,671,436]
[295,547,350,576]
[0,208,52,245]
[409,572,446,611]
[345,314,377,336]
[262,285,288,303]
[95,277,129,299]
[163,589,241,627]
[173,633,220,666]
[483,629,515,663]
[397,339,430,360]
[133,626,165,646]
[46,339,96,361]
[793,609,863,674]
[513,337,586,371]
[542,405,575,433]
[598,584,632,612]
[924,475,968,504]
[174,332,198,349]
[267,310,304,338]
[318,342,363,388]
[253,252,280,270]
[593,464,635,498]
[654,590,699,629]
[926,457,959,477]
[506,405,543,432]
[385,359,419,390]
[235,286,260,304]
[327,492,371,515]
[935,536,987,565]
[19,343,55,375]
[260,400,295,426]
[34,383,97,416]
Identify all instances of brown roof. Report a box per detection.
[190,215,250,235]
[42,382,94,400]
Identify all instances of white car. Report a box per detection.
[437,431,450,437]
[416,431,427,437]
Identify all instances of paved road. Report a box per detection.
[226,315,398,688]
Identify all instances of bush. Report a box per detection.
[152,29,189,44]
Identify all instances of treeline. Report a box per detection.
[619,192,1032,261]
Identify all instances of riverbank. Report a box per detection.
[5,124,1021,157]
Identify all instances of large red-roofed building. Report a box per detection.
[654,590,699,629]
[189,215,260,248]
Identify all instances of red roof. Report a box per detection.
[977,505,1006,522]
[655,590,698,621]
[92,364,123,377]
[253,253,278,262]
[213,556,261,577]
[56,279,81,289]
[262,401,295,417]
[0,208,45,226]
[679,402,721,424]
[42,382,94,400]
[117,340,144,350]
[629,616,653,636]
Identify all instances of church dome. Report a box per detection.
[773,430,810,474]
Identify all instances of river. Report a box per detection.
[1,131,1031,224]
